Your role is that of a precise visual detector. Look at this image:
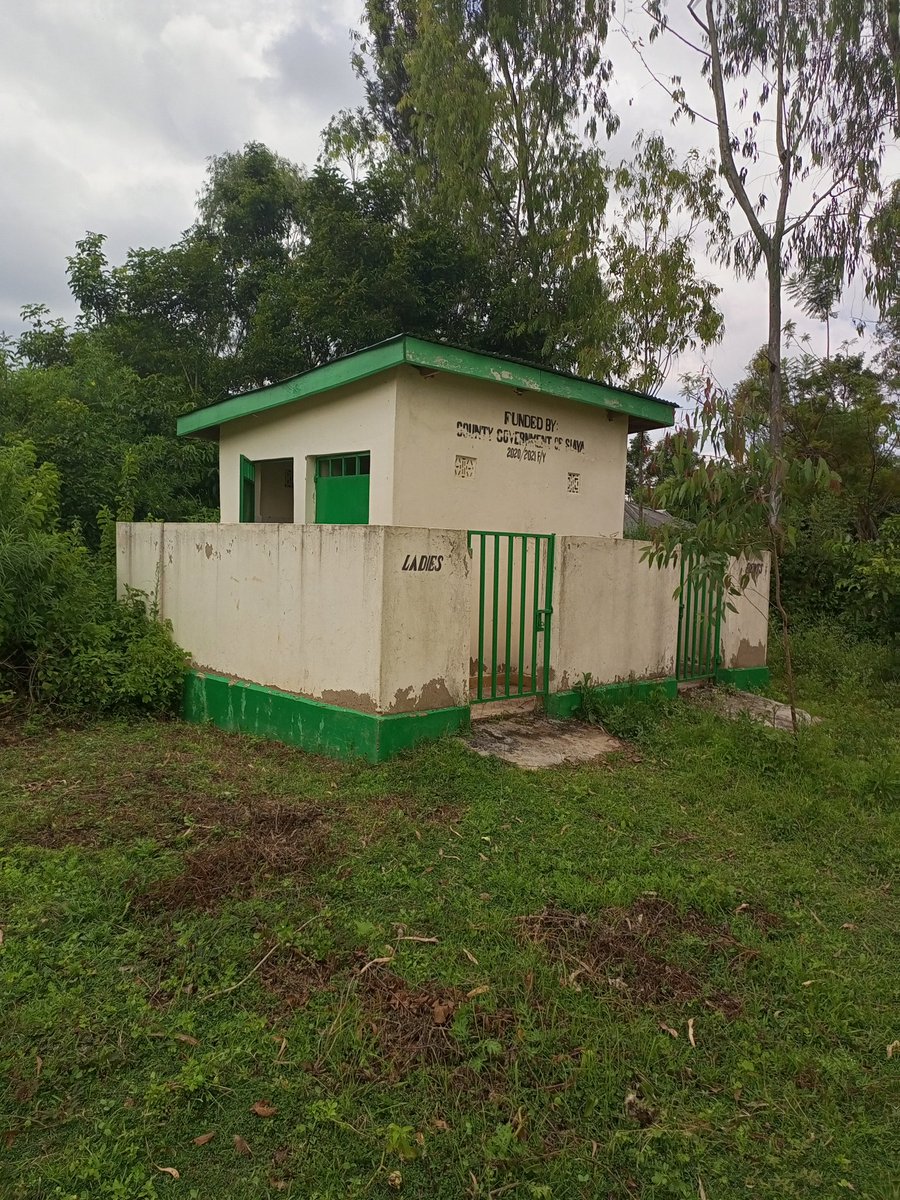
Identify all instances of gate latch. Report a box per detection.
[535,606,553,632]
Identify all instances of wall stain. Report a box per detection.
[204,543,214,559]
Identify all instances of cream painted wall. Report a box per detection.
[551,540,771,689]
[392,366,629,537]
[380,526,470,711]
[118,522,382,707]
[216,365,628,536]
[117,522,770,714]
[551,536,681,689]
[720,555,771,669]
[218,372,398,523]
[116,522,470,713]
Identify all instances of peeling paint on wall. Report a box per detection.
[320,688,379,714]
[732,637,766,668]
[389,676,456,713]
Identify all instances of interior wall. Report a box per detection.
[218,371,398,524]
[392,365,629,537]
[256,459,295,522]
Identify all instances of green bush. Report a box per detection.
[0,443,188,713]
[835,514,900,641]
[780,507,900,642]
[770,616,898,701]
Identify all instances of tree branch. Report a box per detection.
[614,16,719,128]
[695,0,771,254]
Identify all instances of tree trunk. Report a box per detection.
[767,251,785,534]
[770,539,799,735]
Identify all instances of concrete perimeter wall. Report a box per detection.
[551,538,770,689]
[720,554,771,670]
[551,537,680,690]
[117,522,469,714]
[119,523,770,727]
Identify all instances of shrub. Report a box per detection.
[0,443,188,713]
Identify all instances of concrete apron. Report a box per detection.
[467,714,622,770]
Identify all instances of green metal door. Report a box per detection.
[314,453,370,524]
[676,551,723,683]
[239,456,256,522]
[468,531,555,702]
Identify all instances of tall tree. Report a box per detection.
[641,0,896,530]
[591,134,726,395]
[785,259,842,362]
[352,1,422,157]
[598,135,726,517]
[354,0,617,366]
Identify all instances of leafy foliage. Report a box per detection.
[640,0,897,530]
[594,135,725,394]
[0,444,188,713]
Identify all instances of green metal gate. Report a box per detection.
[467,531,555,703]
[676,552,724,683]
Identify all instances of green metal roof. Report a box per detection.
[176,334,677,438]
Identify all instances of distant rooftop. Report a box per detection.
[623,499,684,534]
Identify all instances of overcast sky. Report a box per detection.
[0,0,887,401]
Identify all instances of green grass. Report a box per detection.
[1,625,898,1199]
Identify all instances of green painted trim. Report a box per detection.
[182,670,469,763]
[177,335,676,437]
[715,666,770,690]
[404,337,675,427]
[544,677,678,718]
[239,455,255,523]
[177,340,407,436]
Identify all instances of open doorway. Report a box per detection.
[239,457,294,522]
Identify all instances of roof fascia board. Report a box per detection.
[176,338,406,436]
[402,337,674,427]
[177,333,675,437]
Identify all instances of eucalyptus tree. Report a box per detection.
[641,0,897,529]
[594,134,727,396]
[599,134,727,516]
[785,260,842,362]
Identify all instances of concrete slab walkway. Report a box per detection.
[691,687,821,731]
[467,714,622,770]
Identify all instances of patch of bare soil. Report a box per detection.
[9,721,345,850]
[135,801,327,912]
[352,966,514,1078]
[258,944,339,1012]
[518,897,757,1016]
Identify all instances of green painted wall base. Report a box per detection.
[544,676,678,719]
[183,671,470,763]
[715,666,770,690]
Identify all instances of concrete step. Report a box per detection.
[470,695,539,721]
